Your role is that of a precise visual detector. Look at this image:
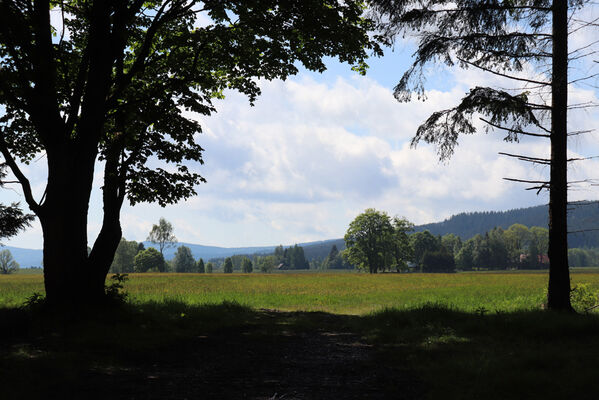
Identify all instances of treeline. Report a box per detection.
[110,239,342,273]
[411,224,550,272]
[415,201,599,249]
[110,239,216,273]
[411,225,599,271]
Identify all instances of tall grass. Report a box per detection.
[2,272,599,313]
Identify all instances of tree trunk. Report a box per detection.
[38,142,116,307]
[547,1,573,311]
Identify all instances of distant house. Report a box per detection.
[519,253,549,265]
[538,254,550,264]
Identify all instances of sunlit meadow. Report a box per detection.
[2,271,599,313]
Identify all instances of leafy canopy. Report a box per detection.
[0,1,382,207]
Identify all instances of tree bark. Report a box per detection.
[39,145,102,306]
[547,1,573,311]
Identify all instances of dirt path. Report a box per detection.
[68,311,421,399]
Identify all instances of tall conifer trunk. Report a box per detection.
[547,1,573,311]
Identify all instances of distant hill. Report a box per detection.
[141,241,276,262]
[414,201,599,248]
[2,239,346,267]
[0,246,43,268]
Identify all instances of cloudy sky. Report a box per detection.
[4,6,599,250]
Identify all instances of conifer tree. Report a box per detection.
[371,0,596,310]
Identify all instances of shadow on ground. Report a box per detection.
[2,302,599,399]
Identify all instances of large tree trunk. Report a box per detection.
[39,141,122,307]
[547,1,573,311]
[39,150,100,306]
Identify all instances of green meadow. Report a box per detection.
[3,271,599,313]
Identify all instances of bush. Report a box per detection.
[571,283,599,312]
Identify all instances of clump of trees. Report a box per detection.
[274,245,310,270]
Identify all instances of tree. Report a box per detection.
[0,249,19,274]
[173,245,196,273]
[0,1,380,307]
[421,249,455,273]
[205,262,214,274]
[389,216,414,271]
[441,234,462,258]
[0,164,34,242]
[323,244,349,269]
[241,257,253,273]
[370,0,590,310]
[223,257,233,274]
[110,238,139,273]
[256,255,277,273]
[147,218,177,258]
[344,209,408,273]
[410,231,441,269]
[197,258,205,274]
[456,239,476,271]
[134,248,165,273]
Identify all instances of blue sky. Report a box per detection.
[3,6,599,250]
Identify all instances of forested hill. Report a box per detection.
[414,201,599,248]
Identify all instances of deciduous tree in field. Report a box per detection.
[134,248,165,273]
[223,257,233,274]
[147,218,177,258]
[173,245,196,273]
[205,262,214,274]
[0,249,19,274]
[241,257,253,274]
[370,0,595,310]
[197,258,205,274]
[0,1,380,307]
[110,237,139,273]
[344,209,412,273]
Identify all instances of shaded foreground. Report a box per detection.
[2,302,599,399]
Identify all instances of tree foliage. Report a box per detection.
[197,258,205,273]
[147,218,177,257]
[110,237,139,273]
[241,257,253,273]
[344,209,413,273]
[173,245,196,273]
[0,249,19,274]
[134,247,165,273]
[223,257,233,274]
[0,164,33,242]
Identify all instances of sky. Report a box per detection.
[3,5,599,250]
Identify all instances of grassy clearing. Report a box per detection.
[2,271,599,313]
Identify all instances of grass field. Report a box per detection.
[2,272,599,399]
[2,271,599,313]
